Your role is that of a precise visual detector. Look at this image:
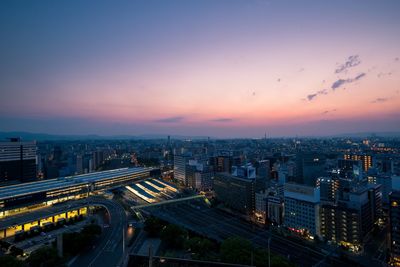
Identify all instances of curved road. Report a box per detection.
[71,197,127,267]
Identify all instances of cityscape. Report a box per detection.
[1,1,400,267]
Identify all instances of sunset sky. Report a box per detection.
[0,0,399,137]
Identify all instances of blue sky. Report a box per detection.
[0,0,399,137]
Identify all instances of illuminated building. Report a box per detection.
[320,183,382,251]
[267,195,284,225]
[173,153,191,185]
[390,191,400,266]
[214,170,265,215]
[344,154,372,172]
[0,167,157,219]
[0,138,37,184]
[283,183,321,238]
[295,152,326,186]
[317,177,339,203]
[210,155,232,173]
[255,190,268,223]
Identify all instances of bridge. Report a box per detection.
[132,194,206,210]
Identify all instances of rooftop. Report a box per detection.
[0,167,153,201]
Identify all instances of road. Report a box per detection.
[71,197,127,267]
[142,201,352,267]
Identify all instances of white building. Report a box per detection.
[284,183,321,238]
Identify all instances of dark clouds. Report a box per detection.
[306,89,328,101]
[321,109,337,115]
[331,73,366,90]
[307,94,317,101]
[304,55,366,101]
[335,55,361,74]
[154,116,184,123]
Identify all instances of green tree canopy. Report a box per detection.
[26,246,64,267]
[184,237,215,259]
[220,237,253,265]
[144,216,164,237]
[0,255,24,267]
[160,224,187,249]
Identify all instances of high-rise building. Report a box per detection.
[295,152,326,186]
[93,151,104,171]
[317,177,338,203]
[389,191,400,266]
[76,154,83,174]
[173,153,191,185]
[0,138,37,184]
[320,180,382,251]
[257,160,271,180]
[210,156,232,173]
[344,154,372,172]
[368,173,392,205]
[283,183,321,238]
[255,190,268,223]
[214,171,265,215]
[267,195,284,225]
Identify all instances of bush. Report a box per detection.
[0,255,24,267]
[26,246,64,267]
[63,223,102,256]
[184,237,216,260]
[160,224,187,249]
[144,217,164,237]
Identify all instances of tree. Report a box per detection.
[144,217,164,237]
[220,237,294,267]
[160,224,187,249]
[184,237,215,260]
[185,237,215,258]
[220,237,253,265]
[0,255,24,267]
[26,246,64,267]
[63,223,102,256]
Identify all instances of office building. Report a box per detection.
[295,152,326,186]
[76,154,83,175]
[173,153,191,185]
[317,177,338,203]
[320,183,382,251]
[267,195,284,225]
[257,160,271,180]
[210,156,232,173]
[389,191,400,266]
[344,154,372,172]
[283,183,321,238]
[0,138,37,184]
[214,170,265,215]
[255,190,268,223]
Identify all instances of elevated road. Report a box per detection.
[71,197,127,267]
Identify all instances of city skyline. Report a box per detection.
[1,0,400,137]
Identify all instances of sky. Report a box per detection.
[0,0,399,138]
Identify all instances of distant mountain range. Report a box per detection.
[0,131,210,141]
[328,132,400,138]
[0,131,399,141]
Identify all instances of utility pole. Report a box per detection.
[148,244,153,267]
[122,225,125,255]
[268,237,271,267]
